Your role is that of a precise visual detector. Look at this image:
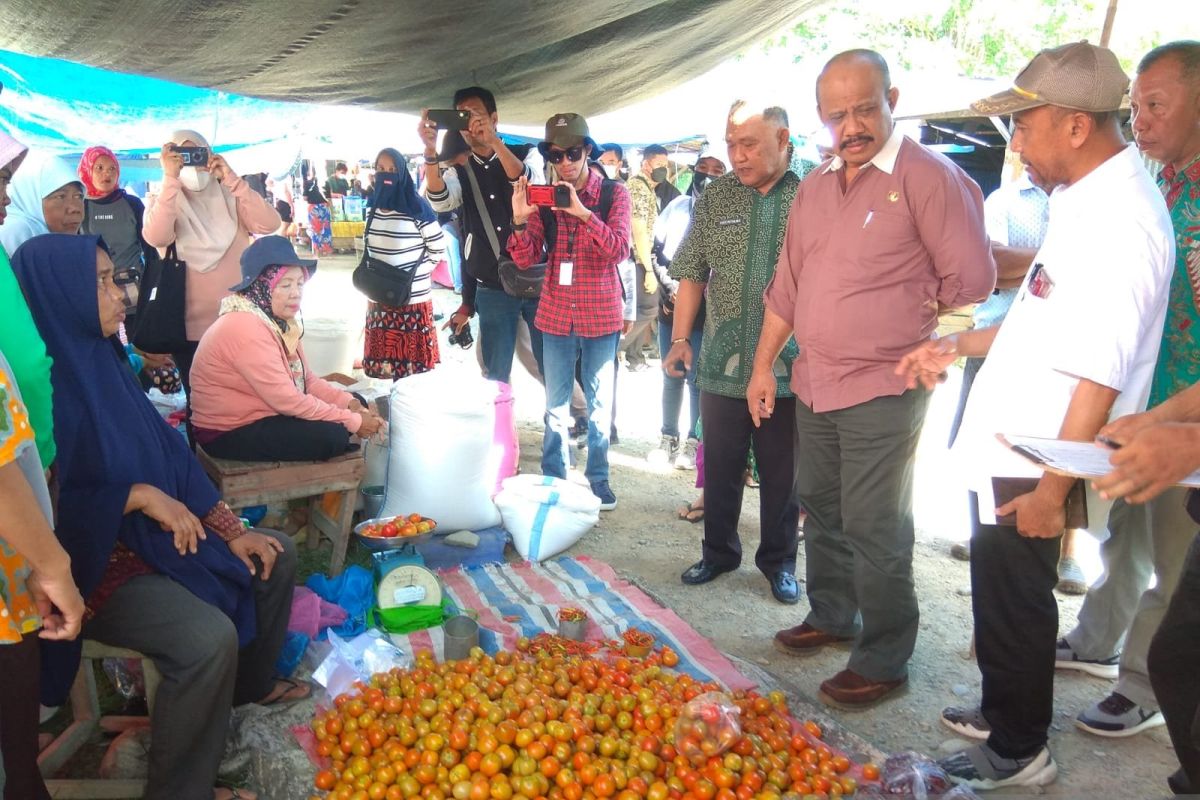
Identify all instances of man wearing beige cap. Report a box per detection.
[897,41,1175,790]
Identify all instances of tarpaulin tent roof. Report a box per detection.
[0,0,822,126]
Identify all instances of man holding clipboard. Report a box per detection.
[896,42,1175,790]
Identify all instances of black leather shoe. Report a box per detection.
[681,560,735,585]
[770,571,799,604]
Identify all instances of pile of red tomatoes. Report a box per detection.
[308,646,879,800]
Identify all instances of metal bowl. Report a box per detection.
[353,517,438,552]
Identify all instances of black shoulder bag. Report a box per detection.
[131,242,189,353]
[463,164,545,299]
[352,206,418,306]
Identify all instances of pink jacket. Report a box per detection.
[189,311,362,434]
[143,173,282,341]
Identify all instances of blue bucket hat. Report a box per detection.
[229,235,317,292]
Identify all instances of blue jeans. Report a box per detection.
[541,330,620,484]
[475,285,542,385]
[658,322,702,439]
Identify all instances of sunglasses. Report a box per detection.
[544,145,585,164]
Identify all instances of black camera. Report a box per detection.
[448,325,474,349]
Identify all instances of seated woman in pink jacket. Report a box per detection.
[189,236,384,461]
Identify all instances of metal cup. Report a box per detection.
[442,615,480,661]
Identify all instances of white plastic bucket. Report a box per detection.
[303,317,360,377]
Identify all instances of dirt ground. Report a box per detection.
[303,258,1181,799]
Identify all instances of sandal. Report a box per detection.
[215,787,257,800]
[256,676,313,707]
[676,501,705,523]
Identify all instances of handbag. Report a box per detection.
[352,207,417,306]
[462,164,545,298]
[131,243,189,353]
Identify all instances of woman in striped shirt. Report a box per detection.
[362,148,446,379]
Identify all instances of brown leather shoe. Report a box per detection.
[773,623,853,656]
[817,669,907,710]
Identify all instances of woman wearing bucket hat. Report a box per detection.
[189,235,383,462]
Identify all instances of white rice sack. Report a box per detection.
[496,475,600,561]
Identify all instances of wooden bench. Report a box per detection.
[40,641,161,798]
[196,447,366,574]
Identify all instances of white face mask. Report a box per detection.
[602,163,619,180]
[180,166,211,192]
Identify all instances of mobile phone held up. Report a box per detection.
[427,109,471,130]
[170,144,209,167]
[527,184,572,208]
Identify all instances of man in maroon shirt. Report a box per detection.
[749,49,995,709]
[509,114,632,510]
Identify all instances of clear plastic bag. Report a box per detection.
[880,751,981,799]
[311,629,412,699]
[673,691,742,761]
[102,658,145,701]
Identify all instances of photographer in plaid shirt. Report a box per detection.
[509,113,632,510]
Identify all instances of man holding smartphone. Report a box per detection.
[508,113,632,511]
[422,87,544,385]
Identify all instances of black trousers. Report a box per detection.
[0,632,51,800]
[203,415,351,462]
[970,492,1061,759]
[699,392,799,576]
[1149,530,1200,794]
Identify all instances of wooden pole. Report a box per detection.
[1099,0,1119,48]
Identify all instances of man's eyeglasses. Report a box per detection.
[545,146,585,164]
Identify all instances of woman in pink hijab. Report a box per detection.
[143,130,281,392]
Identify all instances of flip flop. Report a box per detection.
[676,502,705,523]
[256,676,313,707]
[215,787,257,800]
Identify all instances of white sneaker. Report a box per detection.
[940,743,1057,791]
[675,437,698,470]
[648,435,679,465]
[1075,692,1165,738]
[1055,637,1120,679]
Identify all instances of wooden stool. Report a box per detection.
[39,641,161,798]
[196,447,366,575]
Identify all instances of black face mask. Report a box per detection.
[690,172,712,197]
[650,166,668,183]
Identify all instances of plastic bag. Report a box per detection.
[305,566,375,639]
[880,751,972,799]
[102,658,144,701]
[311,629,412,700]
[496,475,599,561]
[289,586,350,639]
[673,691,741,761]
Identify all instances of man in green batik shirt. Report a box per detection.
[664,99,812,605]
[1052,40,1200,742]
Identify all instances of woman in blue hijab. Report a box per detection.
[360,147,446,379]
[12,234,306,800]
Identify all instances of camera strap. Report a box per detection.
[462,163,504,261]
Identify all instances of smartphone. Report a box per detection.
[170,144,209,167]
[527,184,571,207]
[427,109,471,130]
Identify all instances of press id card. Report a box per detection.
[559,261,574,286]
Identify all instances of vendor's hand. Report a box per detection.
[746,366,777,429]
[995,488,1066,539]
[227,531,285,580]
[441,312,470,335]
[1093,423,1200,503]
[135,349,174,370]
[895,338,957,391]
[207,153,232,183]
[357,413,383,439]
[348,398,366,413]
[417,109,439,155]
[512,176,534,224]
[554,181,592,222]
[27,563,84,641]
[662,339,692,379]
[160,143,184,179]
[135,484,206,554]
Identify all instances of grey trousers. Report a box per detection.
[794,390,929,682]
[83,530,297,800]
[1065,488,1194,709]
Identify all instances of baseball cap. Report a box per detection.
[972,41,1129,116]
[537,113,599,157]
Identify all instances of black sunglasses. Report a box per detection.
[545,145,585,164]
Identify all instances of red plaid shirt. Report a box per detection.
[509,169,631,337]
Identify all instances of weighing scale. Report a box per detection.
[372,551,442,610]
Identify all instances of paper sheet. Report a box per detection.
[1000,433,1200,487]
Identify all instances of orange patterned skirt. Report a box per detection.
[363,299,440,380]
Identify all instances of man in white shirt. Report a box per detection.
[896,42,1175,791]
